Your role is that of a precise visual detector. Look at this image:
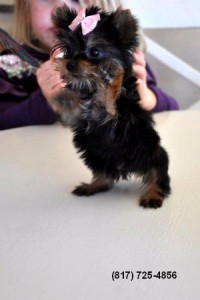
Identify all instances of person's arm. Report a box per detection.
[133,49,179,112]
[0,57,65,130]
[146,62,179,112]
[0,89,58,130]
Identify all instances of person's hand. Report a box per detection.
[133,49,157,111]
[36,60,65,103]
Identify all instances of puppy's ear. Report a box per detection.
[52,4,77,30]
[112,7,139,50]
[86,6,101,16]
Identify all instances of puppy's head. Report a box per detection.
[51,5,139,113]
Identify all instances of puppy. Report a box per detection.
[48,5,171,208]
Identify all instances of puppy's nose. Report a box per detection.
[67,61,77,72]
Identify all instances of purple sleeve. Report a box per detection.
[146,62,179,112]
[0,89,58,130]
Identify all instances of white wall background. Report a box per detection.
[123,0,200,28]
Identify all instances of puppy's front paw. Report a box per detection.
[139,197,163,209]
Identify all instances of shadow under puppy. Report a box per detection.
[49,5,171,208]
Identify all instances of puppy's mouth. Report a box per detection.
[63,76,97,100]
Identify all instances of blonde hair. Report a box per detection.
[82,0,122,11]
[12,1,33,47]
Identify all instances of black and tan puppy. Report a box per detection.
[48,5,171,208]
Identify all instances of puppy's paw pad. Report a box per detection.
[140,197,163,209]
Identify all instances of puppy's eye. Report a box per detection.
[89,47,101,58]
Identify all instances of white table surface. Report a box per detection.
[1,111,200,300]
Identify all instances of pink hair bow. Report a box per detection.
[68,9,100,35]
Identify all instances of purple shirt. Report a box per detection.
[0,46,179,130]
[146,63,179,113]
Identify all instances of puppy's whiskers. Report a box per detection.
[65,76,97,99]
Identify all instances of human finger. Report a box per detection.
[133,49,146,67]
[132,64,146,81]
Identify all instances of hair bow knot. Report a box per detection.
[68,9,100,35]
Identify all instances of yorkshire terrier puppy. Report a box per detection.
[48,5,171,208]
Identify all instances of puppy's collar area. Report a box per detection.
[68,8,100,35]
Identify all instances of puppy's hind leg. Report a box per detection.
[72,173,114,196]
[140,147,171,209]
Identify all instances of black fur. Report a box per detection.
[51,5,171,208]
